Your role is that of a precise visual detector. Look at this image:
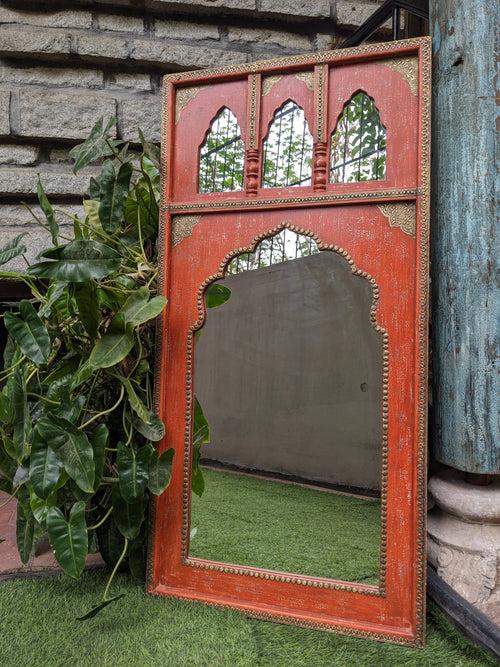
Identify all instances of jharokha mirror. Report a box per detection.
[149,38,431,646]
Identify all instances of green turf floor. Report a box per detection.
[0,571,494,666]
[190,467,380,584]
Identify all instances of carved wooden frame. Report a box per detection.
[148,37,431,646]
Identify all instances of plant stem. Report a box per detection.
[79,385,124,430]
[27,392,60,406]
[103,536,128,602]
[88,506,113,531]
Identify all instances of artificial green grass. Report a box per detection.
[191,467,380,584]
[0,571,495,667]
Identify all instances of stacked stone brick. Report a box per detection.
[0,0,383,266]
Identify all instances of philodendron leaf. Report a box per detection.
[4,300,51,366]
[117,374,150,423]
[47,501,88,578]
[37,416,94,493]
[11,366,31,462]
[205,283,231,309]
[193,398,210,446]
[16,506,35,564]
[88,327,135,369]
[37,176,58,246]
[112,484,147,540]
[131,412,165,442]
[29,428,62,499]
[148,448,174,495]
[98,160,133,233]
[77,594,126,621]
[116,287,166,327]
[74,281,99,339]
[117,443,150,502]
[90,424,108,491]
[30,487,57,524]
[69,117,117,173]
[0,233,27,266]
[27,240,121,282]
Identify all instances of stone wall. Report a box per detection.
[0,0,384,267]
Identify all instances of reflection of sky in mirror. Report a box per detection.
[227,228,319,274]
[263,101,313,188]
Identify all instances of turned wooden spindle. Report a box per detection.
[313,141,328,191]
[245,148,260,196]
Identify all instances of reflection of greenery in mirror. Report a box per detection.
[191,283,232,498]
[330,92,386,183]
[262,101,313,188]
[227,228,318,274]
[199,108,244,193]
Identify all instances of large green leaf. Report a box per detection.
[118,290,166,328]
[117,373,150,423]
[29,429,62,499]
[0,233,27,267]
[0,447,16,493]
[77,594,126,621]
[4,300,51,366]
[88,327,135,369]
[98,160,133,233]
[37,176,58,246]
[16,505,35,564]
[193,398,210,446]
[124,183,157,240]
[74,281,99,338]
[69,117,117,173]
[117,442,150,502]
[29,487,57,523]
[37,415,94,493]
[138,128,160,167]
[205,283,231,309]
[11,366,31,462]
[148,448,174,495]
[47,501,88,578]
[90,423,108,490]
[27,240,121,282]
[112,484,147,540]
[131,412,165,442]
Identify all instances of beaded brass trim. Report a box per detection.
[163,37,430,84]
[378,202,416,237]
[316,65,326,141]
[175,85,208,123]
[262,74,282,97]
[248,73,259,149]
[413,39,431,647]
[381,57,418,96]
[171,215,201,246]
[181,220,388,595]
[169,188,418,212]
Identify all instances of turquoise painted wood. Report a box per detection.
[430,0,499,473]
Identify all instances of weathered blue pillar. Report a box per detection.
[429,0,498,474]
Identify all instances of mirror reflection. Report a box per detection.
[190,229,382,584]
[199,107,244,193]
[262,102,313,188]
[330,92,386,183]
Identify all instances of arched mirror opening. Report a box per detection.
[189,230,383,584]
[199,107,245,193]
[330,92,387,184]
[262,102,313,188]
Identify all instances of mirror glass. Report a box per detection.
[262,102,313,188]
[330,92,386,183]
[199,107,244,193]
[190,229,382,584]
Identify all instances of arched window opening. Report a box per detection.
[262,101,313,188]
[330,92,386,183]
[199,108,244,193]
[226,228,319,275]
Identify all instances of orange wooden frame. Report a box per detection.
[148,37,431,647]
